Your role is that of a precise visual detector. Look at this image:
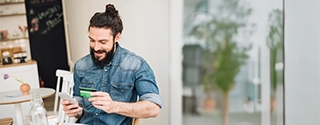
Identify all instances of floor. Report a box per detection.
[183,112,261,125]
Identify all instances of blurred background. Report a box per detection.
[182,0,283,125]
[1,0,319,125]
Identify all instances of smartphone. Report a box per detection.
[58,92,76,104]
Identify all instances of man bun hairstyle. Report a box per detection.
[89,4,123,39]
[105,4,119,16]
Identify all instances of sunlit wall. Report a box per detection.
[285,0,320,125]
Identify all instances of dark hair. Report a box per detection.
[88,4,123,40]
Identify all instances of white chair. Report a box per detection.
[48,69,75,124]
[53,69,73,114]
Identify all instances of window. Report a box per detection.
[182,0,284,125]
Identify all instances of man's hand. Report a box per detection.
[88,92,160,118]
[61,98,83,118]
[88,92,116,113]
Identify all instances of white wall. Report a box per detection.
[285,0,320,125]
[63,0,182,125]
[169,0,183,125]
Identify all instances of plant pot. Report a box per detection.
[20,83,30,95]
[271,98,276,112]
[204,98,216,112]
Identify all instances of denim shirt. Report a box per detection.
[73,43,162,125]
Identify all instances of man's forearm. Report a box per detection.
[111,100,160,118]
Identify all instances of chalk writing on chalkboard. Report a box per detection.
[41,5,62,35]
[28,4,63,35]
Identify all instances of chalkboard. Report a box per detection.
[25,0,69,89]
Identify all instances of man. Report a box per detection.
[61,4,162,125]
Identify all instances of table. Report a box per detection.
[0,88,55,125]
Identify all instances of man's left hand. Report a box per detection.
[88,91,117,113]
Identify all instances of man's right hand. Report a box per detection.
[61,98,83,118]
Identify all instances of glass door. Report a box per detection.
[182,0,284,125]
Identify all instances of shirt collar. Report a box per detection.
[108,42,122,66]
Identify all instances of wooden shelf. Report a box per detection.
[0,13,25,17]
[0,37,28,42]
[0,1,24,5]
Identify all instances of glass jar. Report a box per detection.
[2,51,12,65]
[28,92,48,125]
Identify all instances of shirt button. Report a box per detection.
[104,69,108,71]
[96,113,98,116]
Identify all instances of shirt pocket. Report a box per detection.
[110,83,134,102]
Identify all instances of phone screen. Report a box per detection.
[58,93,79,110]
[58,92,76,104]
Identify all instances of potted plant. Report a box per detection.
[202,71,216,112]
[3,74,30,95]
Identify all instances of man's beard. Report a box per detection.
[90,43,115,67]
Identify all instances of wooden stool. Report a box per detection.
[0,117,13,125]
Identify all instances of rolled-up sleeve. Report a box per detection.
[140,93,162,108]
[135,61,162,108]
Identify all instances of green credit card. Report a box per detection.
[80,87,97,98]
